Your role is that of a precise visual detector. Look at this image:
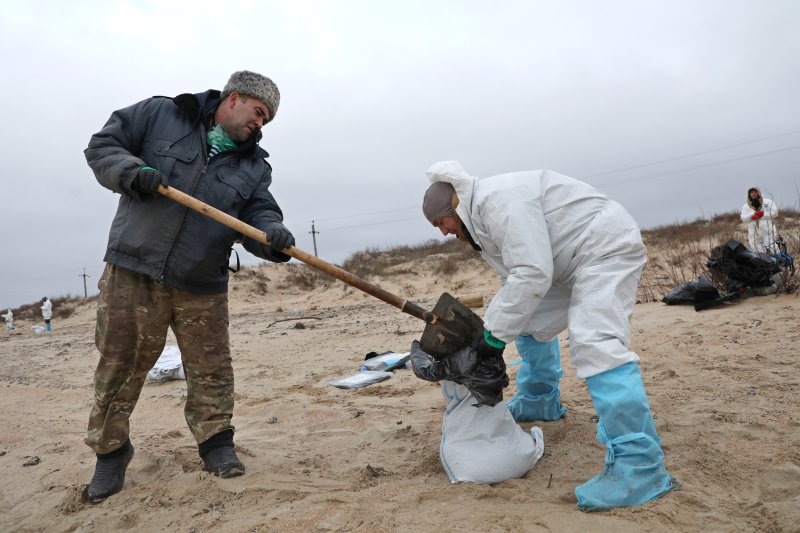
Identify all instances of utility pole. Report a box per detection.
[79,268,90,298]
[309,220,320,257]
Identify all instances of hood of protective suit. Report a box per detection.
[746,186,763,210]
[425,161,479,240]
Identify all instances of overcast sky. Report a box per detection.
[1,0,799,309]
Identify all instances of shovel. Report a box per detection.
[157,185,484,358]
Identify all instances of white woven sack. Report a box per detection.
[439,380,544,484]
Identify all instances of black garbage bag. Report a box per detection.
[663,275,742,311]
[693,275,722,311]
[707,239,781,287]
[409,339,509,407]
[727,279,746,293]
[661,280,699,305]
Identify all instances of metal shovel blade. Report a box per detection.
[419,292,485,359]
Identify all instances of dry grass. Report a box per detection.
[283,263,334,291]
[434,255,461,278]
[340,238,479,279]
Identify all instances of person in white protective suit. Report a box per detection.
[740,186,778,254]
[421,161,673,511]
[2,308,12,332]
[41,296,53,332]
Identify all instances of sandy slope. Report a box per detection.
[1,260,799,533]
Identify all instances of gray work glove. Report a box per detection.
[261,222,295,262]
[130,166,167,195]
[266,222,295,251]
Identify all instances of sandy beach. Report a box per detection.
[1,256,798,532]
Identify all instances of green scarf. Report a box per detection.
[207,124,237,158]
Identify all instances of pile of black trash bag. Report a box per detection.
[707,239,784,286]
[662,239,784,311]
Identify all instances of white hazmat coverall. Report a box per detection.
[41,299,52,320]
[427,161,645,379]
[740,187,778,254]
[428,161,674,511]
[425,161,672,510]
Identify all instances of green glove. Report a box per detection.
[477,329,505,360]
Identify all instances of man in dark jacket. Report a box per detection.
[83,70,295,503]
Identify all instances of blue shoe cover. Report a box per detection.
[507,386,567,421]
[507,336,567,422]
[575,362,673,511]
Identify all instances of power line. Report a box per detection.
[598,143,800,189]
[294,205,420,226]
[288,129,800,228]
[322,216,423,232]
[0,270,90,296]
[582,129,800,181]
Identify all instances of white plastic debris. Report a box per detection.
[147,345,186,382]
[329,371,392,389]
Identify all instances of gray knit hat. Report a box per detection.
[221,70,280,122]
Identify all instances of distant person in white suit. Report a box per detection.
[740,186,778,254]
[2,308,12,332]
[41,297,53,332]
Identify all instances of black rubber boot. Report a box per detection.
[86,440,134,503]
[199,430,245,478]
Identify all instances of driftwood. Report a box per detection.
[266,316,322,328]
[457,294,484,308]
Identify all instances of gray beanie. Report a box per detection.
[221,70,280,122]
[422,182,455,226]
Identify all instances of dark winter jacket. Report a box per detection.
[85,90,288,294]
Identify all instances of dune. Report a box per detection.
[1,244,798,532]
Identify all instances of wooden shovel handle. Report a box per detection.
[158,185,435,324]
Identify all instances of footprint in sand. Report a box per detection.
[750,464,800,502]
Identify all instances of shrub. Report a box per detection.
[434,255,460,278]
[284,264,334,290]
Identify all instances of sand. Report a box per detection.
[1,259,799,532]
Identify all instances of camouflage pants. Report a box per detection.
[86,264,234,454]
